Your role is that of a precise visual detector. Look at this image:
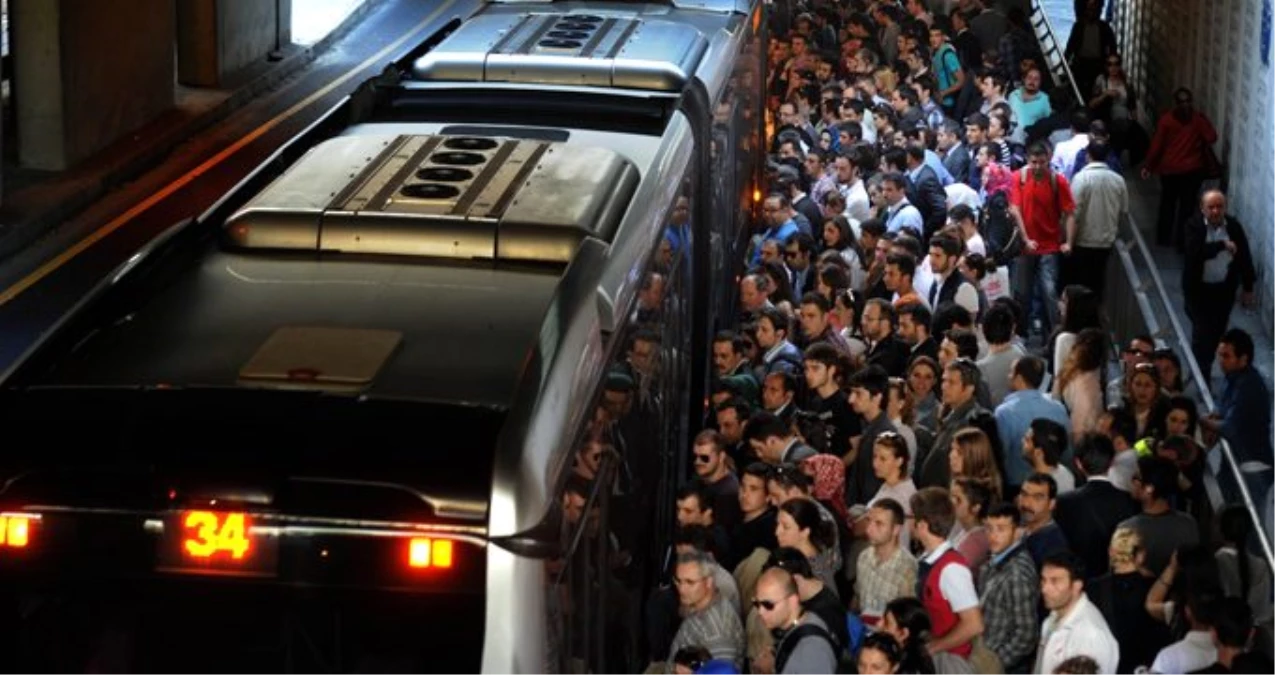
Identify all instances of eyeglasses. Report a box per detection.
[751,598,784,611]
[693,453,715,464]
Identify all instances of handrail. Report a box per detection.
[1122,213,1275,574]
[1029,0,1085,108]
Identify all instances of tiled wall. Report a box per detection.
[1112,0,1275,340]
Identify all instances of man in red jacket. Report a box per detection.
[1140,87,1218,252]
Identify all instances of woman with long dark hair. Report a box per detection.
[776,497,840,592]
[858,632,905,674]
[1049,284,1102,377]
[1054,327,1107,443]
[880,598,937,674]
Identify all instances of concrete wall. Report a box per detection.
[1110,0,1275,341]
[178,0,292,87]
[12,0,175,170]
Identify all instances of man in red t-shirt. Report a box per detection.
[1009,143,1076,337]
[1141,87,1218,251]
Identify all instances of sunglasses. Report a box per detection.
[751,598,782,611]
[693,453,715,464]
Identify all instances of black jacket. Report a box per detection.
[866,334,911,378]
[1055,477,1139,579]
[909,336,940,365]
[1182,214,1256,306]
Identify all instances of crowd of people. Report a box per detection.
[620,1,1275,673]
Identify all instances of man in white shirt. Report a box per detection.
[910,487,985,660]
[1023,418,1076,495]
[1066,141,1128,302]
[926,232,980,317]
[949,204,987,257]
[835,152,873,224]
[1035,552,1120,674]
[1150,591,1219,673]
[1050,110,1091,179]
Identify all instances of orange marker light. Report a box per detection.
[7,518,29,548]
[432,539,454,568]
[0,514,36,549]
[408,538,454,569]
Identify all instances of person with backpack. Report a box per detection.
[928,24,966,117]
[1008,143,1076,337]
[752,567,839,674]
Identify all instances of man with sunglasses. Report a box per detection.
[752,567,838,674]
[766,547,849,660]
[693,430,743,532]
[1106,334,1154,403]
[785,234,819,299]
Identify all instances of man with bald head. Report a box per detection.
[1182,189,1256,375]
[752,567,838,674]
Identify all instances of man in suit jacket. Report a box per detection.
[781,170,826,233]
[938,120,975,188]
[902,144,949,241]
[783,232,819,299]
[1181,190,1257,375]
[1055,433,1138,580]
[862,298,910,377]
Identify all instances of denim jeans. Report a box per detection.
[1011,253,1061,335]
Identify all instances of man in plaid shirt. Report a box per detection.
[978,503,1039,673]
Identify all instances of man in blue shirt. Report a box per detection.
[1202,329,1273,531]
[995,355,1071,498]
[752,193,801,266]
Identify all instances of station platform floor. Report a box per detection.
[1124,173,1274,401]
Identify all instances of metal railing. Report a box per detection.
[1105,213,1275,577]
[1030,0,1274,577]
[1028,0,1085,108]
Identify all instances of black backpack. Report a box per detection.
[978,190,1023,268]
[774,621,842,674]
[981,168,1064,268]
